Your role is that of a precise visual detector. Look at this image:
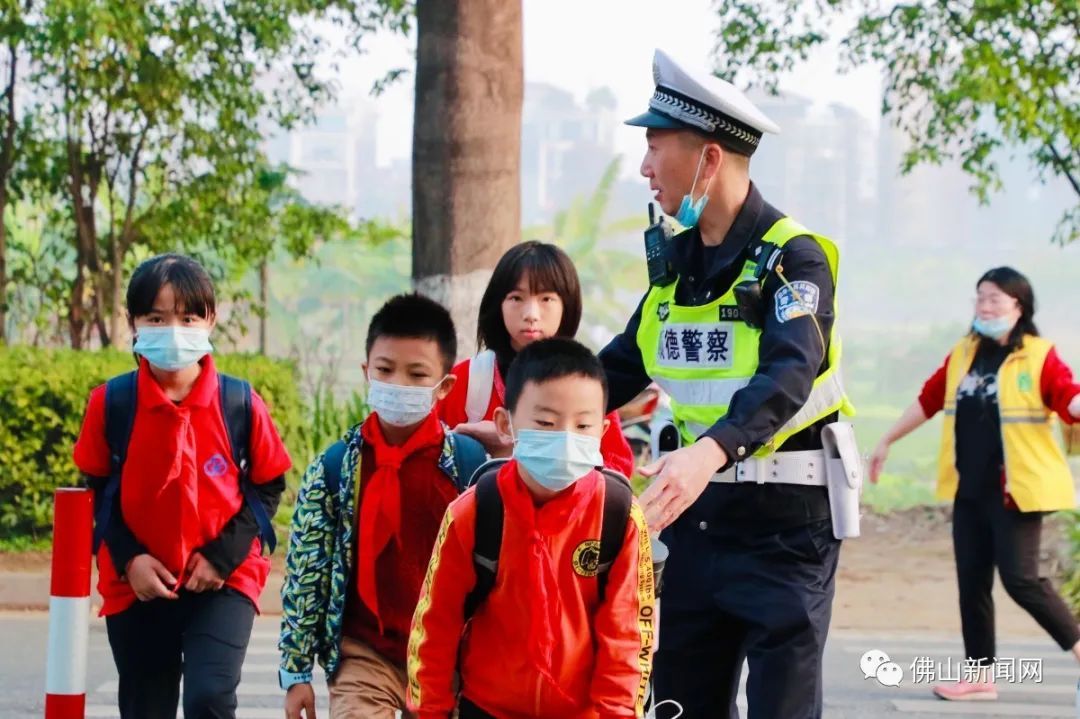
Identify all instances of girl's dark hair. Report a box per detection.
[126,253,216,320]
[476,241,582,362]
[975,266,1038,349]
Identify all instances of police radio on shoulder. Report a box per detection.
[644,202,677,287]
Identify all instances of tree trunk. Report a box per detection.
[259,259,269,355]
[412,0,523,359]
[108,242,125,347]
[69,255,86,350]
[0,197,6,345]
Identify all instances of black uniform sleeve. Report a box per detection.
[199,475,286,578]
[100,481,147,577]
[701,237,836,467]
[599,294,652,413]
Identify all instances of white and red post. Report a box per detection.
[45,487,93,719]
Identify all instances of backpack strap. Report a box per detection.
[320,439,349,503]
[596,469,633,603]
[462,461,633,615]
[463,460,507,620]
[219,375,276,554]
[465,350,496,423]
[93,371,138,553]
[447,432,490,491]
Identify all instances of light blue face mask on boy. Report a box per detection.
[512,427,603,492]
[134,326,213,371]
[674,146,715,229]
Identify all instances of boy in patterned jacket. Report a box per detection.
[279,294,486,719]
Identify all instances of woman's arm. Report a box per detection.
[868,401,932,484]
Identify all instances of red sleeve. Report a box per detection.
[73,385,111,477]
[917,354,950,418]
[248,390,292,483]
[437,359,471,429]
[601,411,635,478]
[590,500,655,716]
[407,497,476,718]
[1041,348,1080,424]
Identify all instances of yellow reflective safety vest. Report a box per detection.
[937,335,1075,511]
[636,216,854,454]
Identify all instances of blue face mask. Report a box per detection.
[512,428,603,493]
[134,326,213,371]
[972,315,1017,341]
[674,147,714,229]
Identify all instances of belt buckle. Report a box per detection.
[736,459,766,485]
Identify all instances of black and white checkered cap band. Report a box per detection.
[649,86,763,155]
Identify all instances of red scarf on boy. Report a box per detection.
[357,412,445,632]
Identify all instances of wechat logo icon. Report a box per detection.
[861,649,903,687]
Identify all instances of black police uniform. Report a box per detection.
[600,183,842,719]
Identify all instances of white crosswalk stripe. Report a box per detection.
[79,622,1079,718]
[83,621,329,719]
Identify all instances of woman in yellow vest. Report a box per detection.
[870,267,1080,702]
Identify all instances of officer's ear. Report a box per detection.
[702,142,725,186]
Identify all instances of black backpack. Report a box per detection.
[462,459,633,619]
[91,371,277,554]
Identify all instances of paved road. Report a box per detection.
[3,612,1076,717]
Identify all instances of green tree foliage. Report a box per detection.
[713,0,1079,243]
[526,158,646,340]
[0,346,304,539]
[0,0,412,348]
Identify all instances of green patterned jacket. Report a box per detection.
[277,422,477,688]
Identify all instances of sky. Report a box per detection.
[320,0,884,173]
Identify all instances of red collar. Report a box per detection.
[137,355,218,409]
[497,460,602,530]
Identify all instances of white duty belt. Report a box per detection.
[710,449,832,487]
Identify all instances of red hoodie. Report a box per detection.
[73,357,292,615]
[407,461,655,719]
[439,355,636,478]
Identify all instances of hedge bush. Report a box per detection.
[0,347,305,540]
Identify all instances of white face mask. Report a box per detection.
[366,377,445,428]
[133,326,212,371]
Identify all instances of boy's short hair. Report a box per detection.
[366,293,457,372]
[504,337,608,412]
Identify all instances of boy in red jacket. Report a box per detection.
[408,338,656,719]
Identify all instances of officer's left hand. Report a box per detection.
[1069,394,1080,420]
[184,552,225,593]
[639,438,727,533]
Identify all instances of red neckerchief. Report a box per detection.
[499,461,599,704]
[357,411,445,631]
[126,357,217,586]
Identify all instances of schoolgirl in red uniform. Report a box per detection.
[73,253,292,719]
[439,241,634,477]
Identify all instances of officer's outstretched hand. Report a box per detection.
[639,438,727,533]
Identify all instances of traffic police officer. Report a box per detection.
[600,50,857,718]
